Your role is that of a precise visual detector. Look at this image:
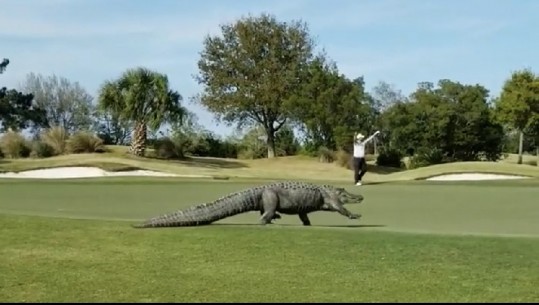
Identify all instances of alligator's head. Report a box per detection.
[323,185,364,204]
[336,187,364,204]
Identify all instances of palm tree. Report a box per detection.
[98,67,185,156]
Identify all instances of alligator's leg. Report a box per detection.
[259,189,279,225]
[259,210,281,221]
[325,201,361,220]
[298,213,311,226]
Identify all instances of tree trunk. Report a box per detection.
[130,120,147,157]
[267,134,276,158]
[266,126,276,158]
[518,130,524,164]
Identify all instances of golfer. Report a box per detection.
[352,130,380,185]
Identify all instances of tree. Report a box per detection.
[0,58,9,74]
[228,123,299,159]
[166,110,212,157]
[495,69,539,164]
[0,87,48,132]
[370,80,407,112]
[287,55,374,153]
[379,101,423,154]
[98,67,185,156]
[287,55,340,151]
[167,112,241,159]
[380,79,504,163]
[0,59,48,132]
[92,107,132,145]
[234,126,268,159]
[274,124,300,156]
[194,13,315,158]
[20,73,94,135]
[525,112,539,165]
[431,79,504,161]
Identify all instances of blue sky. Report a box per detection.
[1,0,538,137]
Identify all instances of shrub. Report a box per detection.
[153,137,186,159]
[296,140,326,157]
[376,147,403,168]
[237,149,258,160]
[364,154,376,162]
[30,141,55,158]
[67,132,106,153]
[0,131,31,158]
[407,147,446,169]
[317,146,335,163]
[335,149,352,169]
[40,126,68,155]
[524,159,538,166]
[188,134,239,159]
[217,141,239,159]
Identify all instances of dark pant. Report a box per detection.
[353,157,367,183]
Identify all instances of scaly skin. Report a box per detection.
[132,181,364,228]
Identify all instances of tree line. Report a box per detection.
[1,13,538,167]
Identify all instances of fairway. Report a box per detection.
[1,178,539,237]
[1,177,539,302]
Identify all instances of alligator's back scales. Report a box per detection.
[132,181,365,228]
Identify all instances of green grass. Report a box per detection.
[1,178,539,302]
[2,214,539,303]
[1,178,539,236]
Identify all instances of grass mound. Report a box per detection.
[387,161,539,181]
[0,148,537,182]
[0,162,145,174]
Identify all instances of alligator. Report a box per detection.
[132,181,364,228]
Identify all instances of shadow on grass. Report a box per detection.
[211,223,387,229]
[341,161,404,176]
[139,155,249,169]
[365,164,403,175]
[180,157,249,169]
[312,224,386,229]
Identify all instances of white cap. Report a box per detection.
[356,133,365,139]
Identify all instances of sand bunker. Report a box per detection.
[0,166,203,179]
[426,173,531,181]
[0,167,531,181]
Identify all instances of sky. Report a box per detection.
[1,0,538,137]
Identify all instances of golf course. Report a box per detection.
[1,149,538,303]
[3,0,539,301]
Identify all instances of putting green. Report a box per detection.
[1,177,538,238]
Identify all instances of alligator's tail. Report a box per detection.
[132,189,262,228]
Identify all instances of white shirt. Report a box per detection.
[353,134,377,158]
